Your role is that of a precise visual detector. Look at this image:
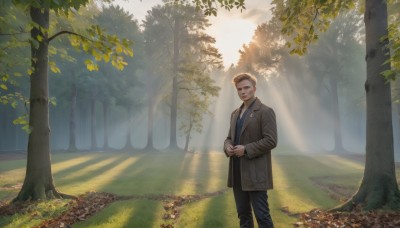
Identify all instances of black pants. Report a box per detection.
[233,187,274,228]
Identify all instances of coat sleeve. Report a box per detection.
[223,111,235,157]
[245,107,277,159]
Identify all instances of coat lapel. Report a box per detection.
[231,109,240,142]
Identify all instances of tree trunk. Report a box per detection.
[68,83,77,151]
[124,106,134,150]
[0,107,4,150]
[336,0,400,211]
[169,16,180,150]
[145,74,155,151]
[394,78,400,160]
[397,101,400,150]
[329,75,346,153]
[90,90,97,150]
[14,6,69,201]
[394,102,400,161]
[11,107,17,150]
[183,119,192,152]
[102,101,110,150]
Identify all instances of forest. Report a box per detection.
[1,0,400,227]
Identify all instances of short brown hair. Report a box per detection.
[232,73,257,86]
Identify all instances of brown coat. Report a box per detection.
[224,98,277,190]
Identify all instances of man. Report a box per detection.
[224,73,277,228]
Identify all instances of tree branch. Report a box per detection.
[48,30,93,43]
[178,87,202,92]
[0,31,29,36]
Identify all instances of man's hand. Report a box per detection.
[233,145,245,157]
[226,144,235,157]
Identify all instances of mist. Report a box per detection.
[0,1,399,162]
[0,67,368,155]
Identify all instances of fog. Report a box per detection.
[1,2,399,162]
[190,68,367,154]
[2,62,400,160]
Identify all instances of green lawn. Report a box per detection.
[0,150,369,227]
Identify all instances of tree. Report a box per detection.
[188,0,400,210]
[271,0,400,210]
[236,21,284,77]
[388,0,400,159]
[0,0,31,138]
[178,59,220,152]
[236,14,365,153]
[143,2,222,150]
[10,0,132,201]
[305,11,364,153]
[142,12,173,150]
[94,5,144,151]
[46,4,99,152]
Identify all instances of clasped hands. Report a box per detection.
[226,144,246,157]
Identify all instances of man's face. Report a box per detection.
[235,79,256,102]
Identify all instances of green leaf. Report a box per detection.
[49,97,57,106]
[115,45,123,53]
[22,125,33,134]
[11,101,17,108]
[381,69,395,80]
[13,114,32,134]
[85,59,99,71]
[37,35,43,42]
[92,49,102,61]
[49,62,61,74]
[82,41,90,52]
[0,84,8,90]
[104,53,111,62]
[27,68,33,75]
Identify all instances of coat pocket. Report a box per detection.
[249,157,268,184]
[249,161,258,182]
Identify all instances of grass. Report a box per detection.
[0,149,370,228]
[74,199,164,228]
[0,199,70,228]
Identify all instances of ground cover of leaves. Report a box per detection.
[0,190,228,228]
[294,208,400,227]
[2,190,400,227]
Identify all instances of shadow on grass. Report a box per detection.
[52,153,111,178]
[172,152,212,195]
[199,193,229,228]
[97,152,187,195]
[78,152,187,227]
[56,154,130,191]
[0,215,41,228]
[73,199,161,228]
[122,199,161,228]
[291,155,336,200]
[0,160,26,173]
[197,152,211,194]
[92,151,228,227]
[272,154,364,212]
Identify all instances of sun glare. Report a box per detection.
[113,0,261,69]
[207,17,257,68]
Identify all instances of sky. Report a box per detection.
[111,0,273,68]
